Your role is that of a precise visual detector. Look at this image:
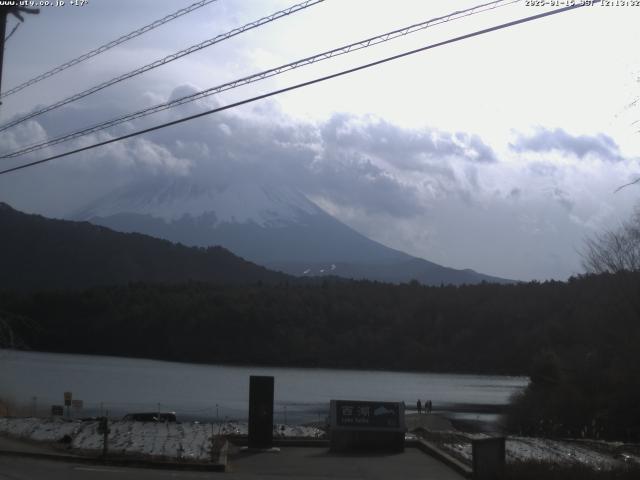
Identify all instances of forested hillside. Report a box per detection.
[2,271,639,438]
[0,273,635,373]
[0,203,289,289]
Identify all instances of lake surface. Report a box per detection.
[0,349,527,426]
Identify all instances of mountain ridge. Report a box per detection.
[0,202,290,290]
[73,178,514,285]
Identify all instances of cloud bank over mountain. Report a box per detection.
[1,83,639,281]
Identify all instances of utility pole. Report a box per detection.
[0,5,40,103]
[98,413,110,459]
[0,7,8,97]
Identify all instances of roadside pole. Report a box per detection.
[0,7,8,97]
[64,392,72,419]
[98,413,110,459]
[0,5,40,103]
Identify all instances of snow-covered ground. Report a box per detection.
[440,432,640,470]
[0,417,324,463]
[3,416,638,470]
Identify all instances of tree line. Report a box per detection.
[2,271,639,439]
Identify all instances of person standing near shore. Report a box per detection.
[416,399,422,414]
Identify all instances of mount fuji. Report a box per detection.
[74,178,512,285]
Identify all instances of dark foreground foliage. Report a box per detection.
[506,461,640,480]
[505,274,640,441]
[2,271,639,440]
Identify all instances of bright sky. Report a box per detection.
[1,0,639,281]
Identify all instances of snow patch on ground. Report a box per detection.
[441,435,633,470]
[507,437,620,468]
[6,416,635,470]
[0,417,324,462]
[0,417,79,442]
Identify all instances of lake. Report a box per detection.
[0,349,527,427]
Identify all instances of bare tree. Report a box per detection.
[582,207,640,274]
[0,314,34,350]
[0,317,19,349]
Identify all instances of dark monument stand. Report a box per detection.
[472,437,505,480]
[248,375,275,450]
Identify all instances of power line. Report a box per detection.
[614,177,640,193]
[1,0,520,160]
[0,1,598,177]
[0,0,324,133]
[4,21,19,43]
[0,0,220,99]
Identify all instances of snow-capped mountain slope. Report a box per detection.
[75,178,410,265]
[266,260,512,285]
[76,179,323,228]
[74,178,513,285]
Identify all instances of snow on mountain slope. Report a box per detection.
[73,178,513,285]
[73,178,411,265]
[76,178,322,228]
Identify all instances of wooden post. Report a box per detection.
[0,8,7,98]
[0,6,40,103]
[98,414,110,459]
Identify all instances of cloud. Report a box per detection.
[510,127,624,161]
[307,152,423,217]
[0,86,498,221]
[3,83,639,282]
[528,161,559,177]
[508,188,521,200]
[102,99,429,218]
[552,187,574,212]
[320,114,497,171]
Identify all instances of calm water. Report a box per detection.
[0,349,527,425]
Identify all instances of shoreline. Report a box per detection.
[0,347,530,378]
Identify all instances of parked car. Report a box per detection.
[122,412,177,422]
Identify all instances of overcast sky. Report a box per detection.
[1,0,639,281]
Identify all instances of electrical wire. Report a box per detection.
[614,177,640,193]
[1,0,520,160]
[0,0,324,133]
[0,1,598,176]
[0,0,220,99]
[4,21,20,44]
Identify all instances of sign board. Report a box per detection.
[63,392,72,407]
[331,400,404,431]
[51,405,64,416]
[329,400,405,452]
[334,400,401,429]
[72,399,83,409]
